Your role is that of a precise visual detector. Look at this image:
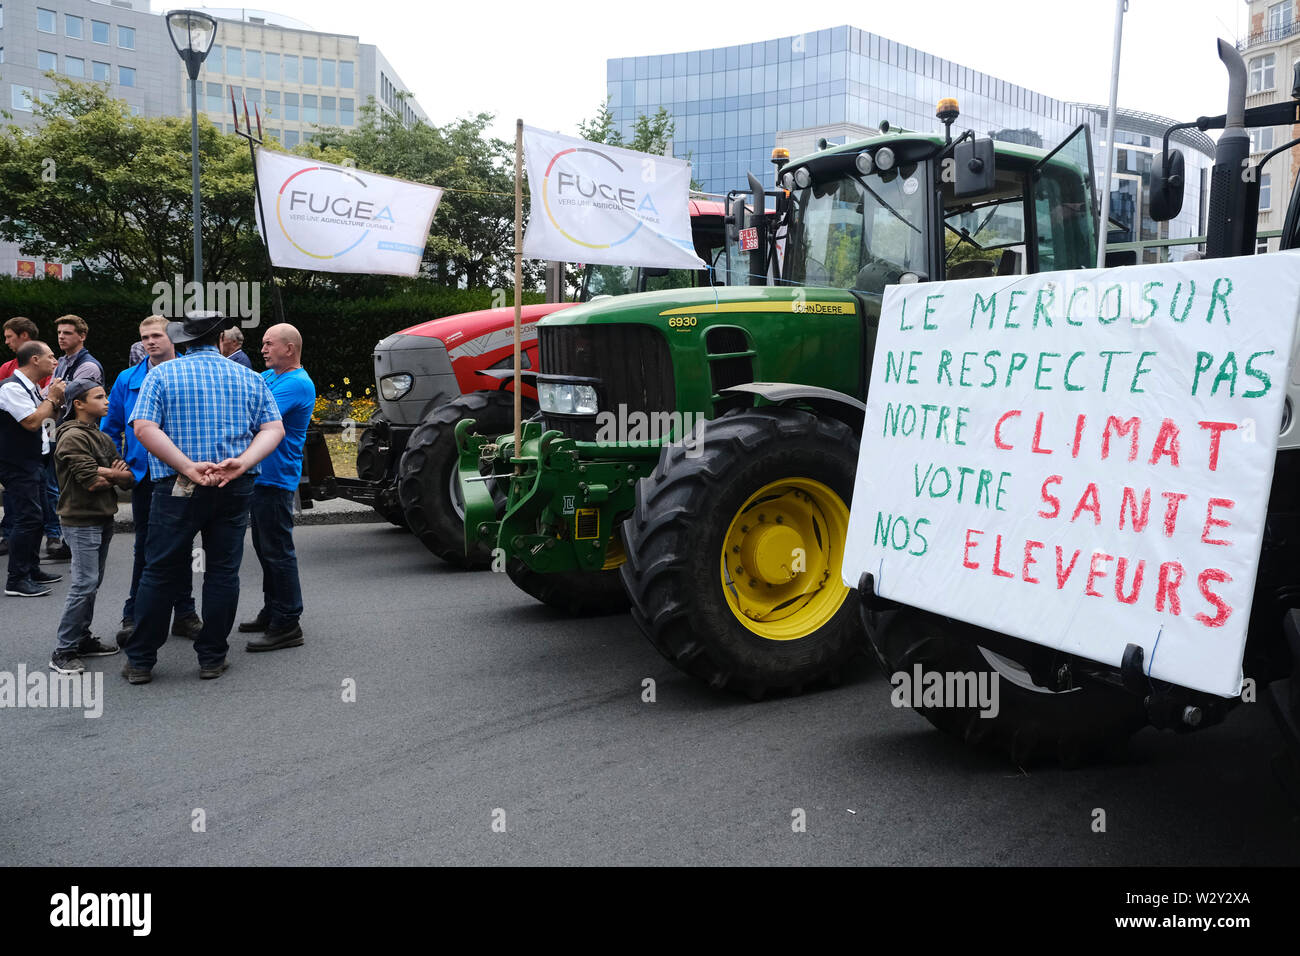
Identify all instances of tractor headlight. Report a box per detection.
[874,147,895,171]
[379,373,413,401]
[538,381,599,416]
[793,167,811,189]
[781,171,795,190]
[855,151,874,175]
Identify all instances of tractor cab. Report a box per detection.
[774,104,1098,297]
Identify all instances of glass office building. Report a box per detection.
[606,26,1097,196]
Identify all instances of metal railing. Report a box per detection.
[1107,229,1283,263]
[1238,20,1300,51]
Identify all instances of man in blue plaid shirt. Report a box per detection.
[122,311,285,684]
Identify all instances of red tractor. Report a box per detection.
[344,199,745,567]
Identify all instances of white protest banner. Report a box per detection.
[521,126,706,271]
[255,149,442,276]
[843,253,1300,698]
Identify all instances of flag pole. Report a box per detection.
[1096,0,1127,268]
[513,118,524,472]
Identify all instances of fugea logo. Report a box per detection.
[49,886,151,936]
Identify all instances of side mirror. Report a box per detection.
[727,195,745,242]
[642,267,669,278]
[1150,148,1185,222]
[953,137,996,198]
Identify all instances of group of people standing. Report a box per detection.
[0,311,316,683]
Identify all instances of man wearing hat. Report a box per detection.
[122,311,284,683]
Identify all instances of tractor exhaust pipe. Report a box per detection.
[1206,38,1252,259]
[747,171,768,285]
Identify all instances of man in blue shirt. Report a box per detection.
[240,323,315,652]
[102,316,201,643]
[123,311,283,684]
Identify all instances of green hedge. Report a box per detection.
[0,276,544,402]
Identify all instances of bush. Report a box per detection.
[0,275,544,391]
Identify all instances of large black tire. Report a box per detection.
[355,414,407,528]
[620,406,864,697]
[398,390,519,568]
[505,558,631,616]
[866,607,1148,766]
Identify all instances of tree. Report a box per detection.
[0,78,261,284]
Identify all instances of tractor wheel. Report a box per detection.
[620,406,864,697]
[504,548,631,617]
[398,391,520,568]
[356,414,408,528]
[866,607,1148,767]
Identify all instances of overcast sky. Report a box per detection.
[173,0,1254,143]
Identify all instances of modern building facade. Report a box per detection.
[0,0,427,274]
[1238,0,1300,252]
[606,25,1214,262]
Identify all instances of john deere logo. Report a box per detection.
[275,165,398,260]
[543,147,661,250]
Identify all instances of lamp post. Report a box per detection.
[165,10,217,296]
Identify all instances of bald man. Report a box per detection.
[240,324,316,651]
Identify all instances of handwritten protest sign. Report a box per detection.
[842,253,1300,697]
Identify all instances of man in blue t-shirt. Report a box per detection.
[240,324,316,652]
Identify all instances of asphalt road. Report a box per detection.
[1,522,1297,866]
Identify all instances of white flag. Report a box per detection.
[521,126,705,271]
[255,149,442,276]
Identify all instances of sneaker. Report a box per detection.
[44,538,72,561]
[49,651,86,675]
[31,569,62,584]
[199,659,230,680]
[115,618,135,643]
[77,636,120,658]
[5,579,53,598]
[238,612,269,633]
[171,613,203,639]
[121,664,152,685]
[245,623,304,653]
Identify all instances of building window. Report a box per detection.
[118,66,135,87]
[283,55,299,82]
[303,94,317,123]
[303,56,317,85]
[265,52,280,82]
[246,50,261,79]
[340,61,354,88]
[38,50,57,71]
[92,20,109,44]
[321,95,335,124]
[321,59,335,86]
[284,129,299,148]
[228,47,243,76]
[267,127,280,141]
[284,92,299,121]
[1257,237,1272,255]
[65,14,83,39]
[1250,54,1276,93]
[206,82,222,112]
[11,84,34,112]
[265,89,280,116]
[1269,0,1293,33]
[118,25,135,50]
[340,96,353,126]
[1250,127,1275,154]
[37,7,55,33]
[1260,172,1272,209]
[64,56,84,78]
[92,61,110,83]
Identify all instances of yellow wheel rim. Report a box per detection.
[602,533,627,571]
[720,477,851,641]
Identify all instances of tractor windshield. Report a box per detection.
[784,162,931,295]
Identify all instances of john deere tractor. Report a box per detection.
[458,105,1101,694]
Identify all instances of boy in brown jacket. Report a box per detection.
[50,380,134,674]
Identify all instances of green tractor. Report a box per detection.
[457,105,1100,694]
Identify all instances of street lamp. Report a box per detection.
[165,9,217,295]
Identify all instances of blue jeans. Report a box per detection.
[250,485,303,629]
[127,474,254,671]
[0,457,43,585]
[2,467,59,541]
[55,521,113,653]
[122,476,196,622]
[42,457,62,540]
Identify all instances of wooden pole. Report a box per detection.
[513,119,524,470]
